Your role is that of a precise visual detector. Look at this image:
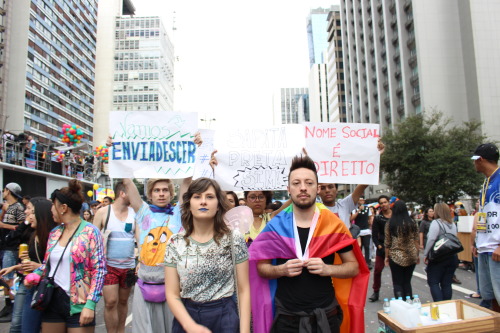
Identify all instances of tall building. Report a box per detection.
[307,8,329,67]
[0,0,98,145]
[308,63,329,122]
[307,8,330,123]
[339,0,500,142]
[94,3,175,146]
[326,6,347,123]
[273,88,309,125]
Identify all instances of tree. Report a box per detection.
[380,112,487,206]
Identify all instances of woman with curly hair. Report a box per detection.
[165,178,250,333]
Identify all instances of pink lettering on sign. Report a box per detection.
[314,160,376,177]
[305,126,338,139]
[341,126,379,139]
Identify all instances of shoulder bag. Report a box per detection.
[428,220,463,263]
[31,225,79,310]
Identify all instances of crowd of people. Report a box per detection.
[0,140,497,333]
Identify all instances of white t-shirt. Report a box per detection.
[49,243,71,294]
[323,194,356,229]
[105,206,136,269]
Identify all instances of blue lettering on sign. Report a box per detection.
[111,141,197,164]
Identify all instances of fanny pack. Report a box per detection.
[137,278,165,303]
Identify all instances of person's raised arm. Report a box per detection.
[123,179,143,212]
[351,185,368,204]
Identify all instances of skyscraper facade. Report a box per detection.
[112,17,174,113]
[339,0,500,141]
[273,88,309,125]
[307,8,329,67]
[1,0,98,144]
[326,6,347,123]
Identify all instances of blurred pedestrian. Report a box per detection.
[419,207,434,250]
[424,203,459,301]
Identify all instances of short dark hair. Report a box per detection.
[378,195,390,204]
[288,155,318,183]
[114,181,126,197]
[244,191,273,206]
[103,196,113,202]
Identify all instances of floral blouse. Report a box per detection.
[34,220,106,315]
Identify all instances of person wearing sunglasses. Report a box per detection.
[93,181,136,333]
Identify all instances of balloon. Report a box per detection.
[87,190,93,197]
[93,184,99,190]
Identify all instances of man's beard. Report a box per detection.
[292,196,316,210]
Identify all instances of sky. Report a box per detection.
[135,0,340,129]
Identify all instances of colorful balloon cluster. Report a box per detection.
[60,124,84,146]
[93,145,109,163]
[52,151,65,162]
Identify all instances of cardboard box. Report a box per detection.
[378,299,500,333]
[457,216,474,233]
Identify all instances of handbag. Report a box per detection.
[31,225,79,310]
[137,279,165,303]
[428,220,463,263]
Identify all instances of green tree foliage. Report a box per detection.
[381,112,486,206]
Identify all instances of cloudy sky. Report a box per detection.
[135,0,340,129]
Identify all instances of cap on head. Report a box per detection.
[5,183,22,199]
[90,200,100,206]
[471,143,499,161]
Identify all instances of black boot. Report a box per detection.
[369,291,379,302]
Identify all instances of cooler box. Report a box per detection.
[378,299,500,333]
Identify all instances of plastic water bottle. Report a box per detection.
[406,296,413,305]
[398,296,403,301]
[413,295,421,310]
[383,298,391,314]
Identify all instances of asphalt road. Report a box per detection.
[0,253,482,332]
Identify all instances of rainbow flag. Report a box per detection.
[249,203,369,333]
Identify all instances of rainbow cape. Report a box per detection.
[249,203,369,333]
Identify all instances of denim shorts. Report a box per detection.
[42,287,96,328]
[1,250,17,280]
[172,296,239,333]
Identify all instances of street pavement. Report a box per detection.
[0,252,483,332]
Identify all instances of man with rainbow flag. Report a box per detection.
[249,155,369,333]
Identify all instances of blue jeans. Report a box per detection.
[1,250,17,280]
[10,281,27,333]
[427,255,458,301]
[477,252,500,303]
[21,287,42,333]
[172,297,239,333]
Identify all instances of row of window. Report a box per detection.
[116,19,161,30]
[114,72,160,81]
[115,30,161,39]
[113,94,160,103]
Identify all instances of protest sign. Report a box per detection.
[214,125,304,191]
[193,129,215,180]
[305,122,380,185]
[109,111,198,178]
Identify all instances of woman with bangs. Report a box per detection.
[165,178,250,333]
[0,197,57,333]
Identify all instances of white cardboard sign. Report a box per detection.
[214,125,304,191]
[305,122,380,185]
[109,111,198,179]
[193,129,215,180]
